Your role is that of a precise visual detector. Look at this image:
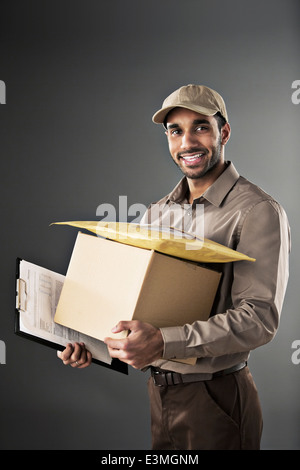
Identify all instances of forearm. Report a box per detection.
[160,300,278,360]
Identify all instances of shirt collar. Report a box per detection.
[167,161,240,207]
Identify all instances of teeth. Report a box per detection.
[183,154,203,160]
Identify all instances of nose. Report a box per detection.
[180,131,198,149]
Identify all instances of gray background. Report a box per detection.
[0,0,299,450]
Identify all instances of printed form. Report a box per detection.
[16,260,112,364]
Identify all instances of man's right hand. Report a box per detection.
[57,342,92,368]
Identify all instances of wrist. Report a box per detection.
[160,326,186,360]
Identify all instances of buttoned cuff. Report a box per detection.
[160,326,186,360]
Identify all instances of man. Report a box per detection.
[58,84,290,450]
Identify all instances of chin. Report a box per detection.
[183,159,221,179]
[181,167,209,179]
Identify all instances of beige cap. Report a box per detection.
[152,84,228,124]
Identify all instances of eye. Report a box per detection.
[170,129,182,136]
[195,125,208,132]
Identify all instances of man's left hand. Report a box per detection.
[104,320,164,369]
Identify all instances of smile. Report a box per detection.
[180,153,205,166]
[182,153,204,161]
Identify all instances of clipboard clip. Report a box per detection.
[16,278,27,311]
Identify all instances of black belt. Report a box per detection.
[151,362,247,387]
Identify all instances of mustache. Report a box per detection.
[177,148,208,158]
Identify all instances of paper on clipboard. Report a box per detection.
[15,258,128,373]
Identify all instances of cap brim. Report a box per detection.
[152,104,219,124]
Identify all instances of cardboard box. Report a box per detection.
[54,232,221,348]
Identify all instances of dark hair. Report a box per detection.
[163,115,169,130]
[214,112,227,131]
[163,110,227,131]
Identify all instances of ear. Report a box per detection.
[221,122,231,145]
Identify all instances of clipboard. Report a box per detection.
[15,258,128,375]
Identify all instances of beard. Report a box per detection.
[173,136,222,180]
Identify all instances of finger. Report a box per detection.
[104,336,126,350]
[57,343,74,362]
[58,342,83,366]
[71,343,94,368]
[76,350,92,368]
[106,344,127,361]
[57,342,91,367]
[69,342,87,367]
[111,321,133,334]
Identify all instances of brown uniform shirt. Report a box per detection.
[141,161,291,374]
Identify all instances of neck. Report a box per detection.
[187,161,226,204]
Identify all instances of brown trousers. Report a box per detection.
[147,366,263,450]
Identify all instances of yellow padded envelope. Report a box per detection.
[52,221,255,263]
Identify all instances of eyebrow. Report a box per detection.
[166,119,211,130]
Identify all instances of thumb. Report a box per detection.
[111,320,134,334]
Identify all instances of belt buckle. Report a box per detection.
[152,370,180,386]
[152,369,176,386]
[152,369,164,387]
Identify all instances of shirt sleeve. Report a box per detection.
[161,200,291,360]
